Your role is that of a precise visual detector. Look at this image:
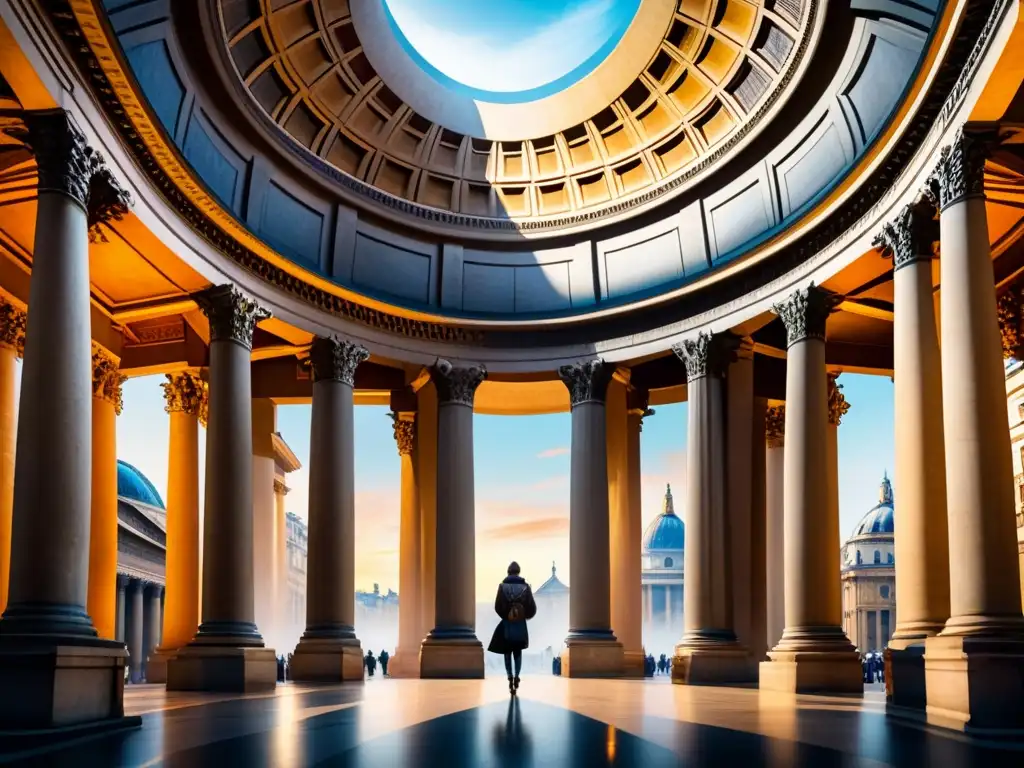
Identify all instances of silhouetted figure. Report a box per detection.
[645,654,655,677]
[658,654,668,675]
[488,561,537,696]
[365,650,377,677]
[276,655,285,682]
[379,649,390,676]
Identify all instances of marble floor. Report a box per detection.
[3,677,1023,766]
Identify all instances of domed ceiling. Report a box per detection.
[218,0,806,226]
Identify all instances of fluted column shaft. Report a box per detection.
[0,304,23,616]
[273,479,288,638]
[825,375,848,628]
[726,344,755,651]
[127,579,145,683]
[391,409,421,676]
[765,406,786,650]
[143,584,164,679]
[750,397,768,662]
[417,384,438,643]
[115,574,128,643]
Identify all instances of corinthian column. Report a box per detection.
[87,346,125,641]
[148,372,206,683]
[389,407,422,678]
[760,285,861,693]
[825,373,849,635]
[0,301,25,615]
[671,333,751,684]
[168,285,276,692]
[291,336,368,681]
[924,128,1024,730]
[420,360,486,678]
[559,360,623,677]
[765,405,786,651]
[0,110,132,729]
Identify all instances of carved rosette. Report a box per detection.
[0,300,26,357]
[873,198,938,271]
[92,347,126,415]
[162,372,208,425]
[308,336,369,385]
[390,412,416,456]
[997,288,1024,360]
[432,358,486,407]
[558,360,612,407]
[827,373,851,426]
[671,331,736,381]
[772,284,840,347]
[933,127,994,210]
[194,285,271,350]
[765,405,785,448]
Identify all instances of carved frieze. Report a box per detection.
[671,331,737,381]
[390,412,416,457]
[558,360,612,407]
[773,284,840,347]
[0,301,26,357]
[827,373,851,426]
[92,346,125,415]
[307,335,369,385]
[873,198,938,271]
[194,285,271,350]
[162,371,207,425]
[432,359,486,407]
[766,405,786,448]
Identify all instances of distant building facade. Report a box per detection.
[285,512,308,628]
[641,485,684,629]
[533,561,570,651]
[1005,360,1024,608]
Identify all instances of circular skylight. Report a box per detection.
[382,0,641,103]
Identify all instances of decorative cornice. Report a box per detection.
[0,301,26,356]
[92,346,125,415]
[766,405,785,448]
[162,372,207,424]
[432,359,486,407]
[998,288,1024,360]
[390,412,416,457]
[933,126,996,211]
[773,284,840,347]
[671,331,737,381]
[558,360,613,407]
[308,336,369,385]
[193,285,270,350]
[873,198,938,271]
[827,373,851,426]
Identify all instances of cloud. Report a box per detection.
[482,516,569,541]
[536,446,570,459]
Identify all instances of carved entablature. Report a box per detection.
[558,360,612,407]
[390,412,416,457]
[933,127,995,211]
[827,373,851,426]
[308,336,369,385]
[194,285,271,350]
[162,372,208,425]
[92,345,125,415]
[671,331,737,381]
[766,405,786,448]
[0,301,26,357]
[998,288,1024,360]
[432,359,486,407]
[873,198,938,271]
[772,284,840,347]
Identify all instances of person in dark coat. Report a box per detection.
[487,561,537,695]
[379,650,390,676]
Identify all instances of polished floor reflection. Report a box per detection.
[4,678,1024,766]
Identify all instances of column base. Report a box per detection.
[560,638,623,678]
[144,646,180,684]
[419,637,484,679]
[166,644,277,692]
[923,634,1024,734]
[0,638,133,730]
[289,638,364,682]
[621,649,646,678]
[672,645,754,685]
[886,642,926,711]
[759,650,863,694]
[387,647,421,678]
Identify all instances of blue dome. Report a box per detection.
[642,485,685,551]
[849,474,894,538]
[117,460,165,509]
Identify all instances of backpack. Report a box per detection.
[502,583,528,622]
[507,600,524,622]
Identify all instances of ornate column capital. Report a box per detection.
[827,373,851,426]
[766,405,785,448]
[162,372,208,424]
[23,109,93,208]
[874,198,939,271]
[193,285,271,350]
[390,411,416,456]
[273,477,290,496]
[91,345,125,415]
[0,300,26,357]
[558,359,612,406]
[671,331,737,381]
[772,284,840,347]
[116,573,131,590]
[432,358,486,407]
[308,336,369,385]
[933,126,996,211]
[997,288,1024,360]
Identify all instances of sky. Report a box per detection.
[382,0,640,99]
[109,370,895,604]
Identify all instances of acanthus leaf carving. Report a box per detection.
[558,360,612,407]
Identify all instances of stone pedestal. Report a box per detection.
[887,643,927,712]
[290,640,365,682]
[759,651,864,694]
[560,640,624,679]
[166,645,278,693]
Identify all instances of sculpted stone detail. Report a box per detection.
[766,405,786,448]
[87,163,133,243]
[23,109,94,208]
[194,285,271,350]
[390,413,416,457]
[827,373,851,426]
[162,372,208,424]
[997,288,1024,360]
[432,359,486,407]
[873,199,938,271]
[308,336,369,385]
[273,478,289,495]
[671,332,737,381]
[773,284,840,347]
[92,346,126,415]
[0,301,26,356]
[933,127,995,210]
[558,360,612,407]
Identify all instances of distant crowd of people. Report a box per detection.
[645,653,672,677]
[862,652,885,684]
[272,650,392,681]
